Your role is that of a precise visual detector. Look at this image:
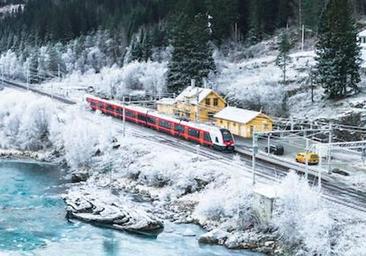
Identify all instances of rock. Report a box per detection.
[264,241,275,247]
[241,243,258,250]
[64,187,164,235]
[71,173,89,183]
[198,229,229,245]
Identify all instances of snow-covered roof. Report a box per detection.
[175,86,215,105]
[214,106,269,124]
[157,98,175,105]
[254,185,279,199]
[358,30,366,37]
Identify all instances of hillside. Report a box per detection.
[0,0,366,125]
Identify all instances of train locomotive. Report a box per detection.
[86,95,235,151]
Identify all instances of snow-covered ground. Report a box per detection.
[1,88,366,255]
[20,37,366,124]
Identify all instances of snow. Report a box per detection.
[65,186,163,232]
[39,61,168,101]
[2,86,366,254]
[358,29,366,37]
[273,171,333,255]
[214,107,264,124]
[253,185,278,199]
[157,98,175,105]
[175,86,214,105]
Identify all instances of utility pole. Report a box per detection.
[58,64,61,82]
[0,64,3,86]
[26,62,30,90]
[196,93,200,122]
[327,123,332,174]
[122,96,126,137]
[252,132,258,186]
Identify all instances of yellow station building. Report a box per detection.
[157,86,226,122]
[214,106,273,138]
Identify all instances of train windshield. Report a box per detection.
[221,129,233,141]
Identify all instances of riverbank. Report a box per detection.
[0,160,261,256]
[1,89,366,255]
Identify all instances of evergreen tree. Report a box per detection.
[167,12,216,93]
[276,31,291,84]
[28,49,39,83]
[315,0,361,99]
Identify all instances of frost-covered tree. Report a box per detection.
[276,31,291,84]
[28,49,39,84]
[167,12,215,93]
[273,172,333,255]
[315,0,361,99]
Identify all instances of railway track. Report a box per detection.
[3,78,366,214]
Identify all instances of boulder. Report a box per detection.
[198,229,229,245]
[64,187,164,235]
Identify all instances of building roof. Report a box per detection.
[214,106,270,124]
[358,29,366,37]
[157,98,175,105]
[175,86,216,105]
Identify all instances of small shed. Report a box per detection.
[253,185,279,224]
[358,30,366,46]
[214,107,272,138]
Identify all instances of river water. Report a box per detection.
[0,160,262,256]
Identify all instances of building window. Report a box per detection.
[233,123,236,127]
[220,120,223,124]
[208,112,214,118]
[205,98,211,105]
[213,98,218,106]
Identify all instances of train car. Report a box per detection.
[85,95,235,151]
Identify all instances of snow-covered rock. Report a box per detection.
[64,187,164,234]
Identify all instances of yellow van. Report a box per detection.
[295,152,319,165]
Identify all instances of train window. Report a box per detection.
[159,120,172,129]
[175,124,185,133]
[126,110,135,117]
[106,105,113,111]
[215,137,219,143]
[147,116,156,124]
[188,128,200,138]
[221,129,233,141]
[204,132,212,143]
[137,114,147,122]
[116,107,123,114]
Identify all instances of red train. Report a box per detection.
[86,95,235,151]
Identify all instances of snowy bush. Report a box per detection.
[60,113,116,169]
[194,176,254,226]
[214,54,287,116]
[273,172,333,255]
[0,90,58,150]
[333,221,366,256]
